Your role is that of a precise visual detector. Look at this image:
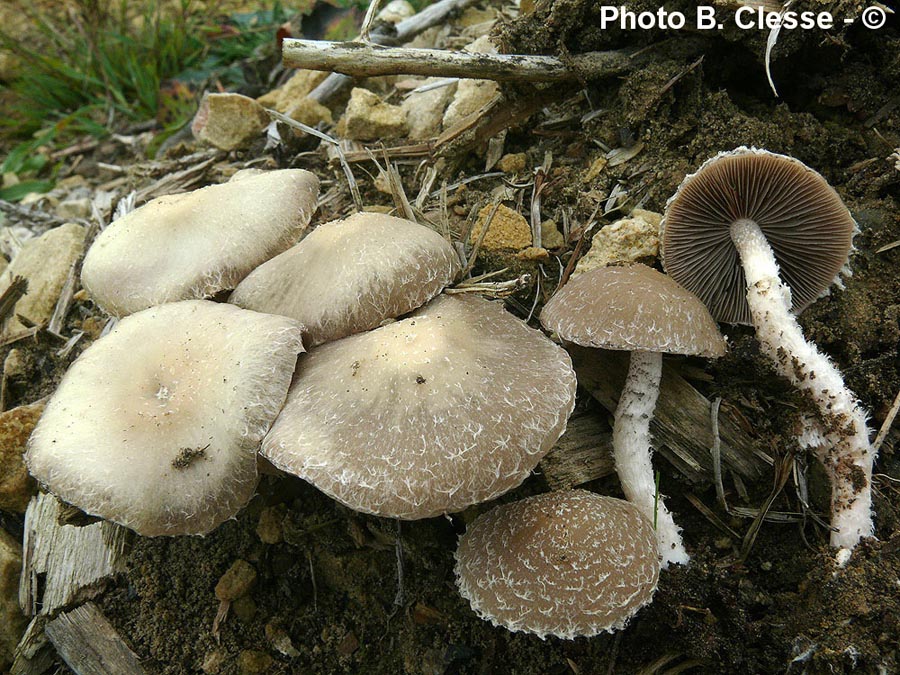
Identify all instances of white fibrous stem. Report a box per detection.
[730,219,875,551]
[613,350,690,568]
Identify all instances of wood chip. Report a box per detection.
[45,603,145,675]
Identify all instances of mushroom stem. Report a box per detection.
[730,218,874,551]
[613,349,689,567]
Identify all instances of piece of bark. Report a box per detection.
[10,617,54,675]
[45,603,145,675]
[540,411,615,490]
[570,346,770,484]
[285,40,637,83]
[19,494,130,617]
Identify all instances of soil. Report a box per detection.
[2,1,899,674]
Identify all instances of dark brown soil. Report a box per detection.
[3,1,899,673]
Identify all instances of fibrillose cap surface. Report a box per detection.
[230,212,461,347]
[661,147,856,325]
[540,264,725,357]
[25,300,304,536]
[455,490,660,639]
[261,294,577,519]
[81,169,320,317]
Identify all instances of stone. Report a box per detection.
[269,69,330,113]
[238,650,274,675]
[284,97,333,128]
[401,79,456,140]
[337,88,408,141]
[497,153,527,174]
[443,38,500,130]
[0,222,85,337]
[191,93,270,151]
[573,211,662,277]
[201,650,226,674]
[517,246,550,261]
[232,595,257,623]
[0,400,44,512]
[376,0,415,24]
[55,197,92,220]
[583,156,608,183]
[469,204,532,251]
[0,529,27,672]
[256,505,285,544]
[215,560,257,602]
[540,219,566,249]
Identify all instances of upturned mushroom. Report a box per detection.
[229,212,460,347]
[541,264,725,566]
[25,300,303,536]
[261,294,577,519]
[81,169,319,316]
[455,489,660,639]
[661,147,873,552]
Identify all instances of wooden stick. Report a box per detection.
[286,39,637,82]
[308,0,477,103]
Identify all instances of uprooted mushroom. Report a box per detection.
[662,147,874,553]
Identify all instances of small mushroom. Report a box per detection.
[229,212,461,347]
[541,264,725,567]
[81,169,320,317]
[261,294,576,519]
[661,147,873,553]
[455,489,660,639]
[25,300,304,536]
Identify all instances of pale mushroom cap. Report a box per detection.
[540,264,726,357]
[229,212,461,347]
[455,490,660,639]
[25,300,304,536]
[261,294,576,519]
[81,169,320,317]
[661,147,856,324]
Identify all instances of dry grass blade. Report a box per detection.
[740,454,795,560]
[684,493,740,539]
[462,202,500,277]
[0,276,29,325]
[47,263,78,338]
[873,388,900,453]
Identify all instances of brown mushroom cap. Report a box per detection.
[661,147,855,324]
[81,169,319,317]
[25,300,304,536]
[455,489,660,639]
[229,212,461,347]
[261,294,576,519]
[540,264,725,357]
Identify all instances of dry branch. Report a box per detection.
[285,39,637,82]
[540,411,616,490]
[45,603,146,675]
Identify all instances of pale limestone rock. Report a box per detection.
[0,529,27,671]
[271,69,330,113]
[284,97,333,127]
[470,204,532,251]
[498,153,527,174]
[191,92,270,151]
[54,197,92,220]
[0,222,85,337]
[402,79,457,140]
[443,37,500,130]
[541,219,566,249]
[337,88,408,141]
[574,211,661,277]
[0,400,44,512]
[377,0,415,24]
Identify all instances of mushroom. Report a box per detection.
[261,294,576,519]
[230,212,461,347]
[81,169,320,317]
[455,489,660,639]
[25,300,304,536]
[541,264,725,567]
[661,147,872,552]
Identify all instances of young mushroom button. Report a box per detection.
[455,489,660,639]
[81,169,320,317]
[230,212,461,347]
[661,147,873,554]
[540,264,726,567]
[261,294,577,519]
[25,300,304,536]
